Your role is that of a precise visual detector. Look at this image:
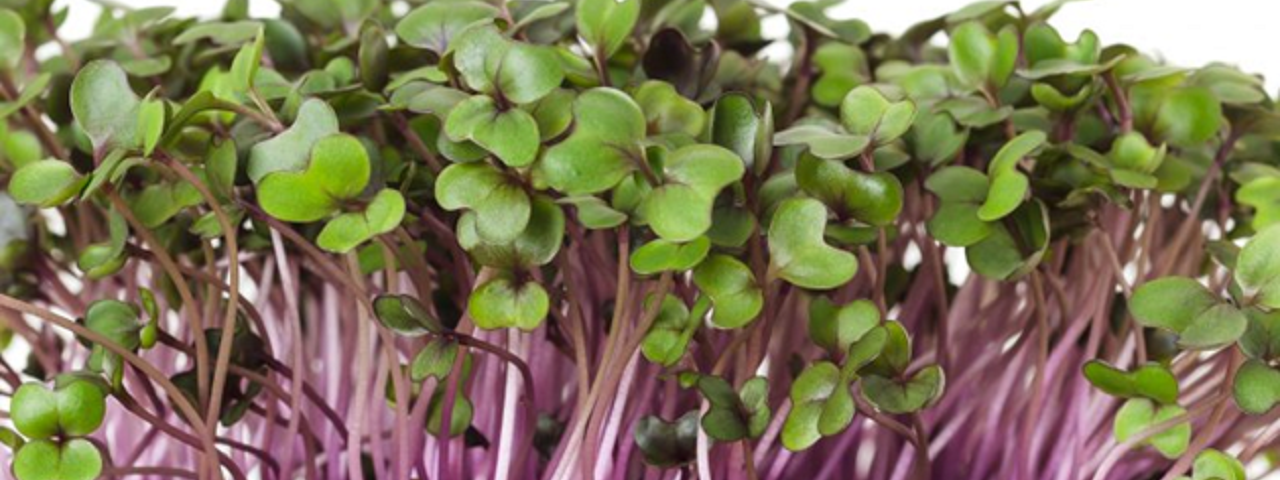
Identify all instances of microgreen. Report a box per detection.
[0,1,1276,478]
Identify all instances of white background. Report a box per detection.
[56,0,1280,91]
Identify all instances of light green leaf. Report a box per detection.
[692,255,763,329]
[9,161,85,208]
[1237,225,1280,309]
[396,2,499,54]
[631,237,710,275]
[577,0,640,57]
[782,362,853,451]
[436,162,531,244]
[247,99,340,183]
[641,145,744,242]
[808,297,879,353]
[469,271,550,330]
[768,198,858,290]
[1114,398,1190,459]
[71,61,141,151]
[1233,359,1280,415]
[541,88,647,194]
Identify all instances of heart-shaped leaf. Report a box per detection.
[576,0,640,57]
[861,364,945,414]
[966,200,1050,280]
[1233,359,1280,415]
[1114,398,1190,459]
[641,295,702,367]
[692,254,763,329]
[12,380,107,440]
[258,133,370,223]
[71,60,141,151]
[925,166,993,247]
[782,362,854,451]
[769,198,858,290]
[634,411,699,467]
[697,376,770,441]
[451,25,565,105]
[839,86,917,146]
[979,131,1045,221]
[640,144,745,242]
[436,162,531,244]
[809,297,879,354]
[13,438,102,480]
[445,94,540,167]
[1236,225,1280,309]
[1130,276,1246,349]
[247,99,340,183]
[1191,449,1246,480]
[541,88,647,195]
[316,188,406,253]
[468,271,550,331]
[411,339,460,382]
[948,22,1017,90]
[457,196,565,268]
[634,81,705,137]
[395,1,498,55]
[630,237,710,275]
[1082,360,1179,404]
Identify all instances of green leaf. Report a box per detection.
[641,295,697,367]
[641,145,745,242]
[468,271,550,331]
[11,384,58,439]
[445,95,541,167]
[451,26,565,105]
[396,1,498,55]
[173,21,263,45]
[1154,87,1223,147]
[436,162,531,244]
[358,22,390,92]
[541,88,647,195]
[782,362,853,451]
[1178,303,1246,350]
[795,153,903,227]
[708,93,772,174]
[316,189,405,253]
[977,170,1027,221]
[71,60,141,151]
[808,297,879,353]
[948,22,995,90]
[293,0,376,29]
[0,9,25,72]
[1130,277,1219,333]
[229,27,265,93]
[426,390,474,437]
[258,133,371,224]
[12,380,107,441]
[411,339,460,382]
[630,237,710,275]
[1241,307,1280,361]
[768,198,858,290]
[373,294,442,336]
[9,161,85,208]
[1114,398,1190,459]
[1233,359,1280,415]
[247,99,340,183]
[861,365,945,414]
[1237,225,1280,309]
[1192,449,1246,480]
[558,196,627,229]
[136,99,165,156]
[1082,360,1179,404]
[634,81,706,137]
[13,439,102,480]
[577,0,640,57]
[839,86,917,146]
[965,200,1050,280]
[693,255,763,328]
[634,412,698,467]
[774,125,870,161]
[457,196,565,268]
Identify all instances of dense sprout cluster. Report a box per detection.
[0,0,1279,478]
